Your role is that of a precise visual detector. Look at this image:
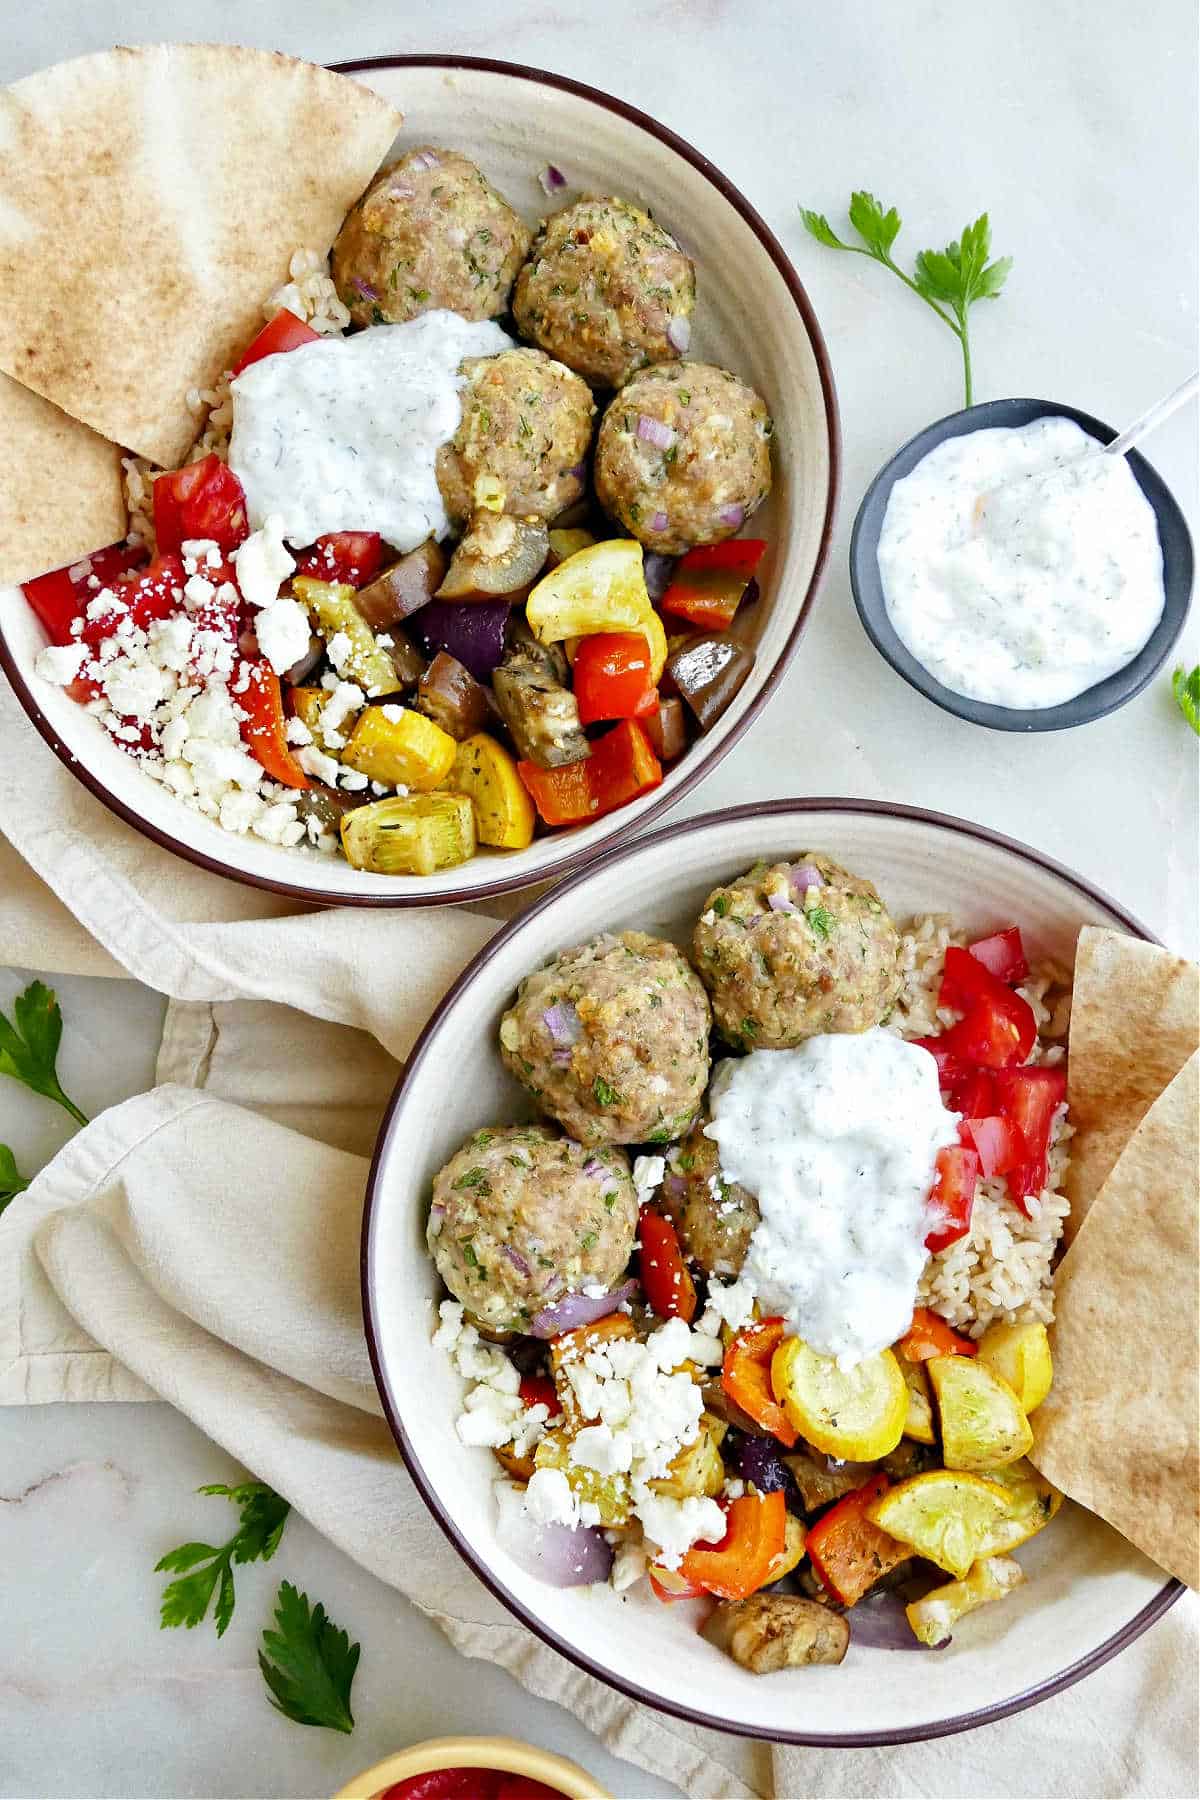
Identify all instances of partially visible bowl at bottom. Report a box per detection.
[334,1734,611,1799]
[362,798,1181,1747]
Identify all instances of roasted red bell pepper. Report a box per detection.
[518,719,662,828]
[294,532,384,589]
[721,1317,798,1448]
[232,308,321,378]
[517,1372,562,1418]
[647,1563,707,1602]
[960,1113,1026,1178]
[660,539,766,631]
[924,1145,980,1254]
[897,1306,978,1362]
[993,1065,1067,1214]
[22,541,149,646]
[153,455,250,557]
[679,1491,787,1601]
[968,926,1029,986]
[639,1206,697,1323]
[237,660,310,789]
[572,632,658,724]
[806,1472,908,1606]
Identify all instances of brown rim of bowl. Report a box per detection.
[361,795,1182,1748]
[0,53,840,911]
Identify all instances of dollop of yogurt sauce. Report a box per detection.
[228,309,512,552]
[706,1029,960,1365]
[877,416,1165,709]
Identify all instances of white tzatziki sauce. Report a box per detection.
[228,310,512,551]
[877,416,1165,709]
[705,1029,960,1365]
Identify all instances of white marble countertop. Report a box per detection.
[1,2,1196,1796]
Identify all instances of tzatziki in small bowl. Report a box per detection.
[849,398,1193,732]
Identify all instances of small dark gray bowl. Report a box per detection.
[850,397,1194,731]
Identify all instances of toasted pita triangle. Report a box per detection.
[1031,1051,1199,1590]
[0,45,401,467]
[0,373,125,586]
[1063,928,1199,1245]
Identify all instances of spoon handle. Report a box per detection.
[1105,370,1199,458]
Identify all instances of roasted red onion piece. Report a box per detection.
[530,1278,638,1340]
[848,1590,947,1651]
[494,1482,613,1586]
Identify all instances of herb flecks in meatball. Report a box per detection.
[594,361,772,555]
[499,930,712,1146]
[514,195,695,389]
[436,347,595,526]
[428,1124,636,1330]
[332,147,531,327]
[692,854,902,1050]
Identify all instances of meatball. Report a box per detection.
[499,930,712,1146]
[593,361,772,555]
[331,147,531,328]
[661,1107,760,1278]
[436,347,595,525]
[513,195,696,389]
[428,1124,636,1330]
[692,854,902,1050]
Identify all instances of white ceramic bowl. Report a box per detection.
[363,799,1181,1745]
[0,55,837,907]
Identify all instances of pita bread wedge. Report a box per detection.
[1030,1050,1199,1590]
[1063,927,1199,1245]
[0,373,125,586]
[0,45,402,467]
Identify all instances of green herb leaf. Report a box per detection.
[799,192,1011,405]
[806,906,833,941]
[156,1482,290,1636]
[0,982,88,1127]
[0,1143,29,1216]
[592,1076,620,1106]
[1172,665,1200,735]
[258,1581,359,1733]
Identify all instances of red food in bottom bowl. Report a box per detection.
[379,1773,565,1800]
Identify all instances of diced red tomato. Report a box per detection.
[941,989,1037,1070]
[232,308,321,378]
[911,1035,970,1090]
[721,1317,798,1448]
[293,531,384,589]
[236,660,310,789]
[897,1307,977,1361]
[968,926,1029,986]
[950,1068,995,1121]
[22,541,149,646]
[960,1113,1026,1178]
[639,1206,697,1323]
[518,719,662,828]
[993,1066,1067,1215]
[806,1472,908,1606]
[660,539,766,631]
[924,1145,980,1254]
[679,1491,787,1601]
[77,554,188,649]
[517,1373,562,1419]
[153,455,250,557]
[572,632,658,724]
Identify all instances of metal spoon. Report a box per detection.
[1105,369,1198,458]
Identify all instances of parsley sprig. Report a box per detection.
[0,1143,29,1217]
[259,1581,360,1733]
[800,192,1012,405]
[0,981,88,1128]
[1172,665,1200,735]
[156,1482,290,1636]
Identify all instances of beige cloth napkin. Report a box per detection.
[2,687,1199,1798]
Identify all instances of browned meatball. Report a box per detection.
[428,1124,636,1331]
[332,147,531,327]
[661,1108,760,1278]
[594,361,772,554]
[499,931,712,1146]
[435,348,595,525]
[692,854,903,1050]
[513,196,696,388]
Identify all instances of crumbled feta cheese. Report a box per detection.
[698,1279,757,1337]
[183,574,216,611]
[610,1536,650,1592]
[256,597,312,677]
[636,1493,727,1570]
[234,513,296,610]
[181,538,222,570]
[524,1467,579,1527]
[570,1423,634,1476]
[102,659,168,722]
[285,716,313,746]
[338,769,370,791]
[381,702,405,723]
[148,613,195,672]
[325,631,353,674]
[33,642,88,684]
[296,744,340,786]
[252,802,304,847]
[632,1154,666,1206]
[320,681,364,740]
